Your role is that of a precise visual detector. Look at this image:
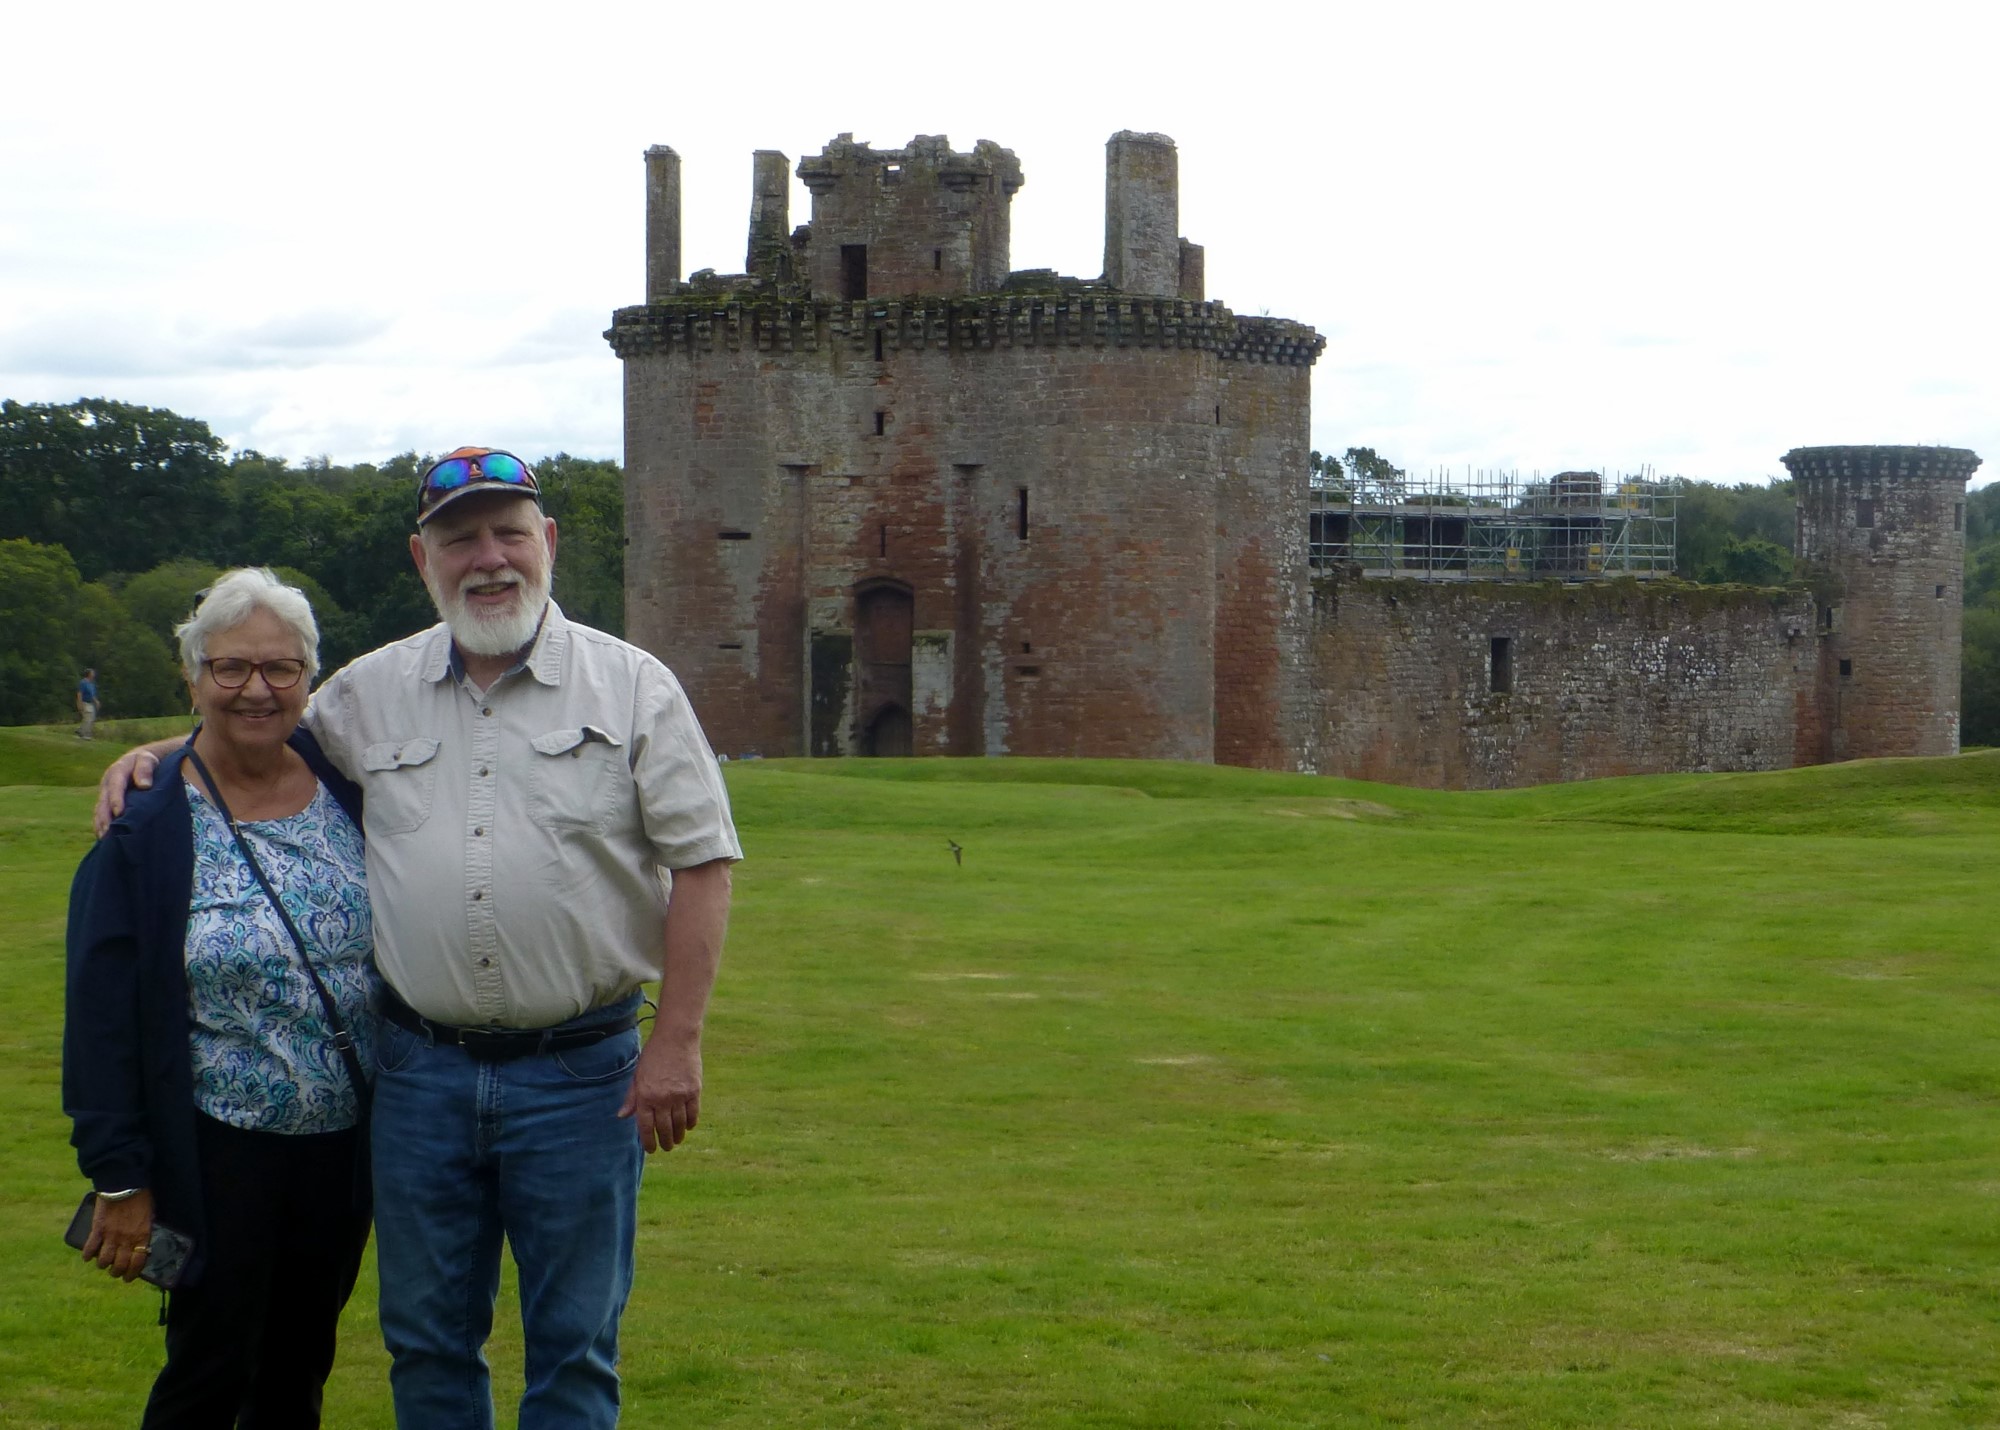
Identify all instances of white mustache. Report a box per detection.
[460,572,523,598]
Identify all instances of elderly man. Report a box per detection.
[103,447,740,1429]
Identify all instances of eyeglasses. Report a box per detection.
[204,658,308,690]
[417,448,539,521]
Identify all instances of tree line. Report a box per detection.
[0,398,622,725]
[3,400,1994,744]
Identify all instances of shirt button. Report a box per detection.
[473,890,484,901]
[479,958,491,967]
[482,706,493,716]
[478,766,490,777]
[473,827,485,837]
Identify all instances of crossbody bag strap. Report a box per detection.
[182,740,369,1103]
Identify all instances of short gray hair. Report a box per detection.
[175,568,321,684]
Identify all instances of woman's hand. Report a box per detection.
[81,1190,156,1283]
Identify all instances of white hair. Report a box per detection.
[174,568,321,684]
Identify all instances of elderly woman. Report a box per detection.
[64,568,373,1428]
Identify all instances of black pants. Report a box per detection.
[142,1113,371,1430]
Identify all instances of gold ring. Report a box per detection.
[133,1244,150,1254]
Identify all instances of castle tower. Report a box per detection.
[608,132,1321,766]
[1783,443,1982,760]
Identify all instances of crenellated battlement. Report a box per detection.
[795,133,1023,200]
[605,294,1322,365]
[1781,444,1982,483]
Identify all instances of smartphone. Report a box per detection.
[64,1192,194,1290]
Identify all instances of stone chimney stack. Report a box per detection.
[645,145,681,303]
[746,150,792,280]
[1103,131,1180,297]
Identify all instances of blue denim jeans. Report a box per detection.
[372,1001,644,1430]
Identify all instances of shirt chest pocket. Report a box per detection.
[360,738,441,835]
[528,727,628,833]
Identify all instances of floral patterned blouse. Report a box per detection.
[184,781,375,1133]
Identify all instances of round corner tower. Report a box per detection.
[1783,443,1982,760]
[607,131,1322,766]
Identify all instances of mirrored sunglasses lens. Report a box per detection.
[425,458,475,493]
[481,453,529,484]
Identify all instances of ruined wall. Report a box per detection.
[797,135,1022,300]
[1786,445,1980,761]
[1308,574,1816,789]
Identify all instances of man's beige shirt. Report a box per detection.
[306,603,742,1028]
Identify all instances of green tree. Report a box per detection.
[72,583,185,720]
[0,398,228,581]
[537,453,625,636]
[1708,535,1794,586]
[1671,478,1796,582]
[1962,604,2000,748]
[1343,447,1406,502]
[119,558,223,646]
[0,539,87,723]
[1307,450,1347,491]
[295,455,437,655]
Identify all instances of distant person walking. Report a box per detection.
[76,668,99,740]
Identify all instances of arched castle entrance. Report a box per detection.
[854,581,913,757]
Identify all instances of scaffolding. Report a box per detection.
[1308,468,1677,581]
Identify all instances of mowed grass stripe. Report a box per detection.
[4,740,1996,1425]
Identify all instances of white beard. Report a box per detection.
[429,563,552,657]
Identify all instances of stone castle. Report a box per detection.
[606,131,1980,788]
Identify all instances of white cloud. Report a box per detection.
[1,0,1994,488]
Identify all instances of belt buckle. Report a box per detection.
[456,1026,523,1059]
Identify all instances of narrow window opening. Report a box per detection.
[1937,584,1947,600]
[1839,658,1853,679]
[1490,637,1513,694]
[873,330,884,361]
[718,529,752,541]
[1016,665,1040,678]
[840,244,868,300]
[878,524,887,557]
[1956,503,1965,532]
[1856,498,1875,528]
[1820,604,1834,630]
[933,249,943,271]
[882,163,902,185]
[717,642,743,650]
[1214,405,1222,425]
[873,411,887,436]
[1020,641,1032,654]
[1016,487,1029,541]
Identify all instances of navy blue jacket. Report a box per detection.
[62,732,363,1285]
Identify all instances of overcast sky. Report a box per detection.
[5,0,1993,489]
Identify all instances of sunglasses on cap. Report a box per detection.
[416,448,540,522]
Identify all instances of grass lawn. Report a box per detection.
[5,730,1997,1426]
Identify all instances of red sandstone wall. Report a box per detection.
[619,298,1265,762]
[1308,575,1816,789]
[1214,350,1310,769]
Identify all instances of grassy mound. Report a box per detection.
[0,719,195,789]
